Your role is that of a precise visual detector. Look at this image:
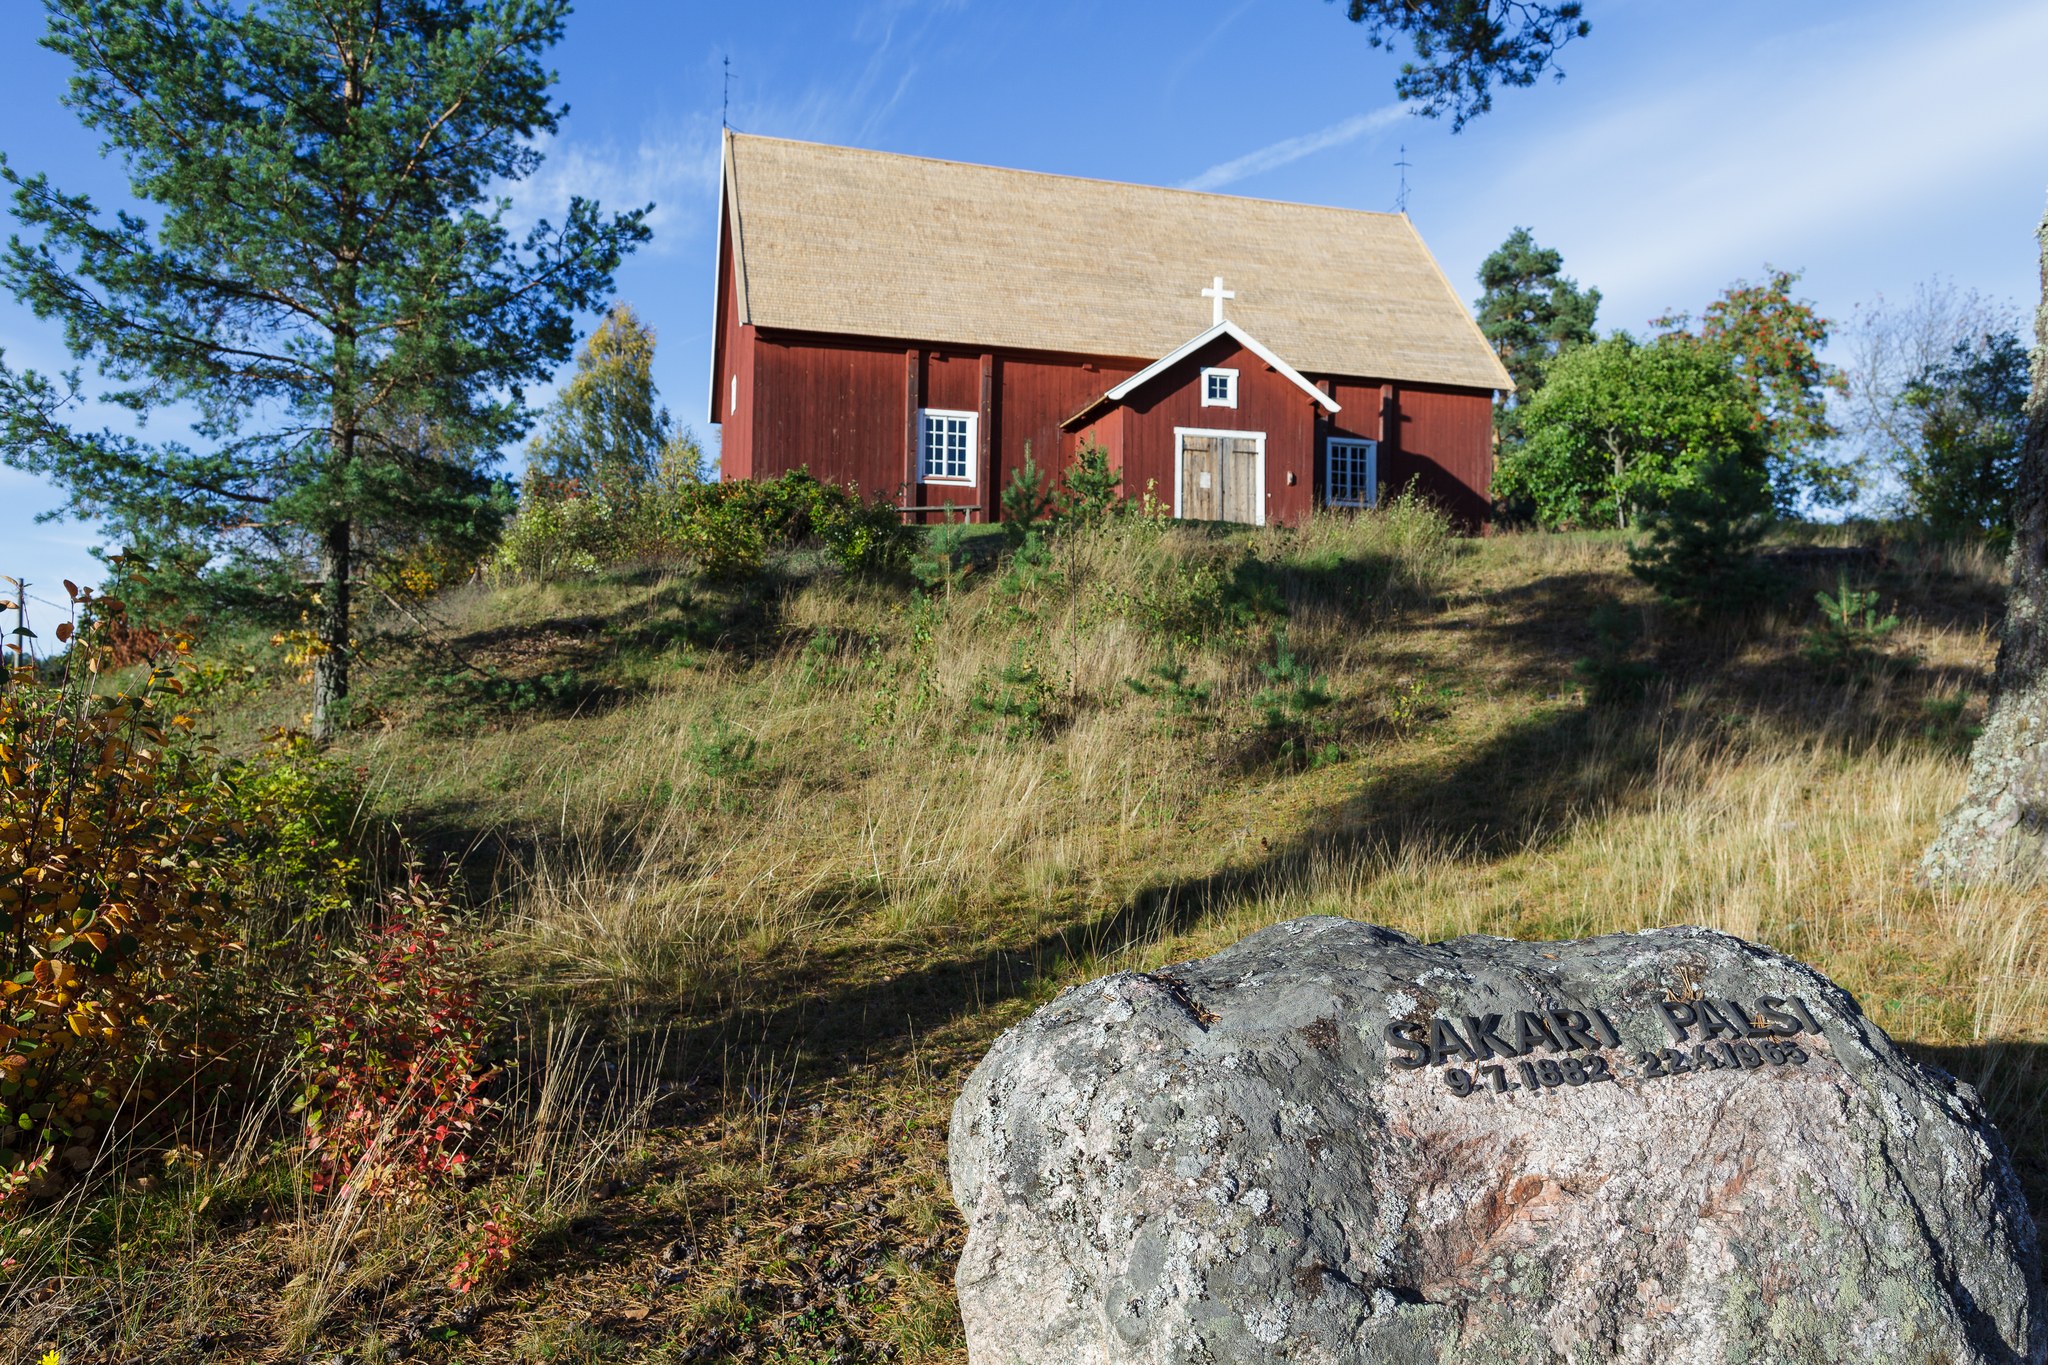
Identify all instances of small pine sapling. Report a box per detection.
[1253,634,1341,768]
[1059,440,1123,527]
[1124,657,1214,732]
[1573,600,1660,705]
[1627,456,1780,618]
[1804,574,1906,679]
[910,512,974,600]
[1001,442,1057,546]
[969,647,1065,740]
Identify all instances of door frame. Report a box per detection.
[1172,426,1267,526]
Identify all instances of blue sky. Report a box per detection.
[4,0,2046,602]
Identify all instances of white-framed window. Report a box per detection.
[1200,367,1238,408]
[1326,437,1378,508]
[729,374,738,415]
[919,408,978,483]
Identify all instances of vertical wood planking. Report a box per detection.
[1222,437,1260,525]
[729,326,1496,529]
[1180,435,1218,520]
[979,353,995,523]
[1385,383,1493,529]
[904,348,922,507]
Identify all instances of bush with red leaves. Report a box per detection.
[292,876,502,1197]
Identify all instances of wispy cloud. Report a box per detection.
[1180,103,1415,193]
[1480,1,2048,318]
[500,0,962,254]
[500,126,723,255]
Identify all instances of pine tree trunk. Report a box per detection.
[1920,198,2048,884]
[311,518,351,743]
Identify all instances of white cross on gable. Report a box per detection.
[1201,276,1235,327]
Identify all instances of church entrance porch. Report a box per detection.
[1174,428,1265,525]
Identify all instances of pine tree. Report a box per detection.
[1626,455,1779,619]
[0,0,648,739]
[1474,227,1601,403]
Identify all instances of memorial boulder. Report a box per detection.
[949,918,2045,1364]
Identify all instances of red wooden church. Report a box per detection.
[709,133,1510,527]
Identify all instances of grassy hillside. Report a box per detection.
[8,508,2043,1364]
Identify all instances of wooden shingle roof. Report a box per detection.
[721,132,1512,393]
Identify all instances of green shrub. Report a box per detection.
[970,648,1065,740]
[490,471,912,583]
[809,486,915,576]
[223,731,369,921]
[1122,550,1284,649]
[489,491,620,580]
[674,494,772,579]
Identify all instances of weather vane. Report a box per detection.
[723,55,734,130]
[1394,144,1411,214]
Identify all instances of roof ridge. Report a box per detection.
[725,130,1411,223]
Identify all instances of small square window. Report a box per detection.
[1201,368,1238,408]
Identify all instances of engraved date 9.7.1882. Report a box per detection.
[1380,995,1826,1100]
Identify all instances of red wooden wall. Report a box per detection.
[1384,384,1495,529]
[1112,335,1320,525]
[712,236,1497,526]
[710,223,756,479]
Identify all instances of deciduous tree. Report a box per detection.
[1659,270,1854,510]
[1842,279,2018,478]
[1898,331,2030,541]
[525,303,701,500]
[0,0,648,740]
[1494,334,1768,529]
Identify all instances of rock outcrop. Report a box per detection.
[949,918,2045,1364]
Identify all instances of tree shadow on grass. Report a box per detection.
[416,532,2015,1152]
[364,569,805,739]
[650,540,2009,1067]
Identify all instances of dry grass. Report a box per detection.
[10,509,2041,1363]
